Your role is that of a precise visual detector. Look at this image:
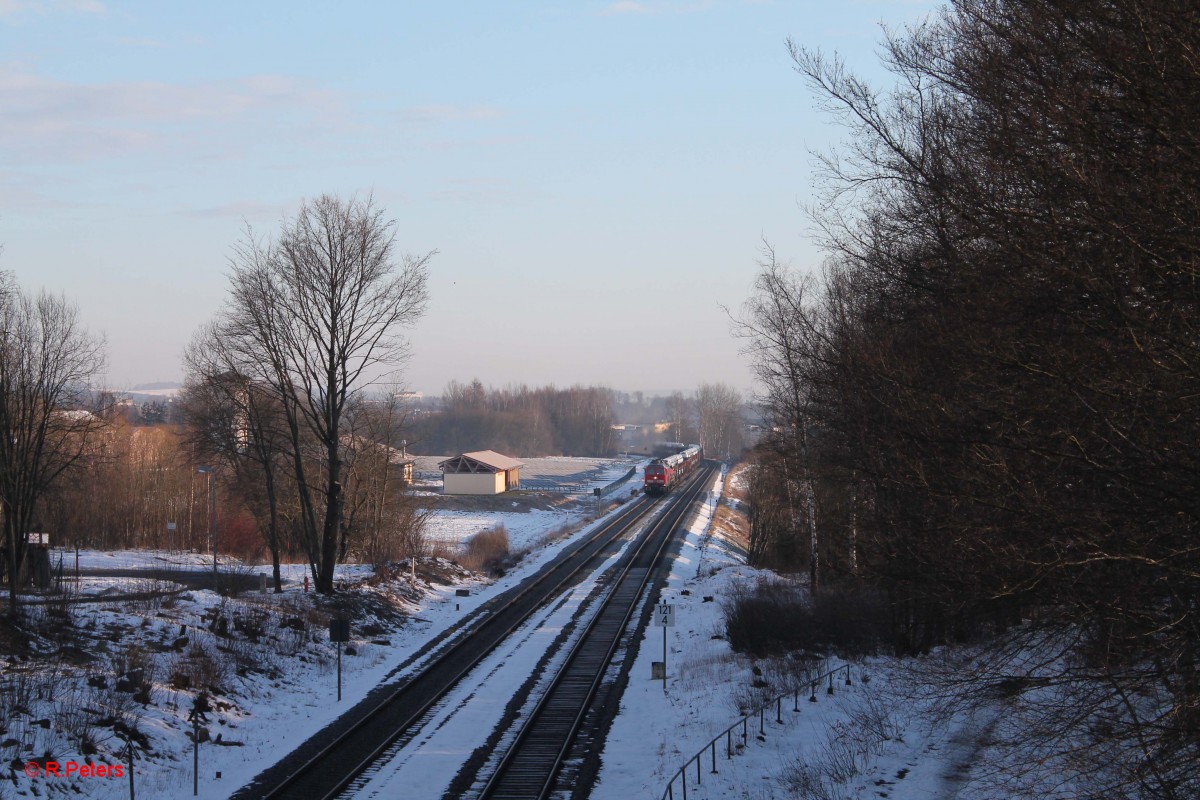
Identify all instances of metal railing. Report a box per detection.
[660,662,855,800]
[515,481,588,493]
[596,466,638,497]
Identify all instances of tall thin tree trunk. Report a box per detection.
[265,472,283,593]
[5,513,20,619]
[319,484,339,593]
[848,475,858,576]
[799,418,819,594]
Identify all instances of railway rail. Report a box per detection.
[477,463,716,800]
[236,489,669,800]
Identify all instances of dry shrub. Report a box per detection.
[268,610,311,657]
[168,641,228,693]
[724,463,750,504]
[847,692,904,747]
[364,501,432,568]
[459,525,512,575]
[428,539,458,562]
[713,503,749,552]
[781,737,861,800]
[111,646,156,689]
[781,705,901,800]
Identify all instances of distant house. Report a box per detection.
[343,435,416,485]
[393,452,416,485]
[375,442,416,485]
[439,450,524,495]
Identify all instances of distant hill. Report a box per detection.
[123,382,182,402]
[130,382,182,393]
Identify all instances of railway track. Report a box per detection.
[235,491,668,800]
[477,464,715,800]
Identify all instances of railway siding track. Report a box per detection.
[477,464,716,800]
[235,494,664,800]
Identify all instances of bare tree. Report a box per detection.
[695,382,744,460]
[210,194,432,594]
[182,327,296,592]
[0,275,106,615]
[339,391,429,567]
[664,391,694,444]
[730,245,831,591]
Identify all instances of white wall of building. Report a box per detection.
[443,471,504,495]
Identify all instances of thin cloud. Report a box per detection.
[0,66,348,163]
[0,176,89,211]
[600,0,715,14]
[0,0,104,17]
[396,105,508,124]
[115,36,168,49]
[602,1,651,13]
[179,200,288,221]
[0,65,511,168]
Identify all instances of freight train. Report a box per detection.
[642,444,703,496]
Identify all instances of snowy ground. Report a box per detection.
[423,505,582,554]
[2,491,645,800]
[2,466,995,800]
[592,468,993,800]
[347,512,652,799]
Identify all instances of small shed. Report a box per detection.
[388,450,416,485]
[439,450,524,495]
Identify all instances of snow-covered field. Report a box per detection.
[423,505,583,553]
[3,468,993,800]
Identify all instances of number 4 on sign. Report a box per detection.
[653,603,675,692]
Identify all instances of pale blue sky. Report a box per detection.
[1,0,938,396]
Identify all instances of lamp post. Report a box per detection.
[196,467,217,592]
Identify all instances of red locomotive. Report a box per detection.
[643,444,703,496]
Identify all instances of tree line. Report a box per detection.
[408,380,748,461]
[411,381,618,457]
[735,1,1198,796]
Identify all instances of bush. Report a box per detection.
[723,579,889,658]
[459,525,513,575]
[168,641,228,693]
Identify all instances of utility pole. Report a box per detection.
[125,728,135,800]
[189,692,210,797]
[197,467,217,592]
